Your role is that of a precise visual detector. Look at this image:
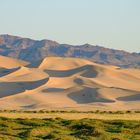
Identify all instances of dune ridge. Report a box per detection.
[0,55,29,69]
[0,56,140,110]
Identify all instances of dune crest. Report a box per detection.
[0,55,29,69]
[0,56,140,110]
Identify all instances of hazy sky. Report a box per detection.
[0,0,140,52]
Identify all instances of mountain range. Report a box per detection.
[0,34,140,68]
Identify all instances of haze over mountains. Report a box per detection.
[0,34,140,68]
[0,55,140,110]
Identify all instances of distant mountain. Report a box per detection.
[0,34,140,68]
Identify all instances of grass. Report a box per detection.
[0,110,140,120]
[0,117,140,140]
[0,109,139,114]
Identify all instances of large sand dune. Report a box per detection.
[0,56,140,110]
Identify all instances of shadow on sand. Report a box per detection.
[0,67,20,77]
[45,65,98,78]
[0,77,49,98]
[68,87,115,104]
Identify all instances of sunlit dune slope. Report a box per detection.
[0,56,140,111]
[0,55,29,69]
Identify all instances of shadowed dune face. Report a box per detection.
[0,56,140,110]
[117,94,140,101]
[74,78,84,85]
[27,60,43,68]
[20,104,37,109]
[0,78,49,98]
[44,65,98,77]
[68,87,115,104]
[0,67,20,77]
[42,88,65,92]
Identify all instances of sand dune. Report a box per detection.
[0,55,29,69]
[0,56,140,110]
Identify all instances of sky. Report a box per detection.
[0,0,140,52]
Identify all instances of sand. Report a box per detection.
[0,56,140,111]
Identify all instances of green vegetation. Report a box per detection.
[0,117,140,140]
[0,109,140,114]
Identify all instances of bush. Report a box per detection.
[0,117,140,139]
